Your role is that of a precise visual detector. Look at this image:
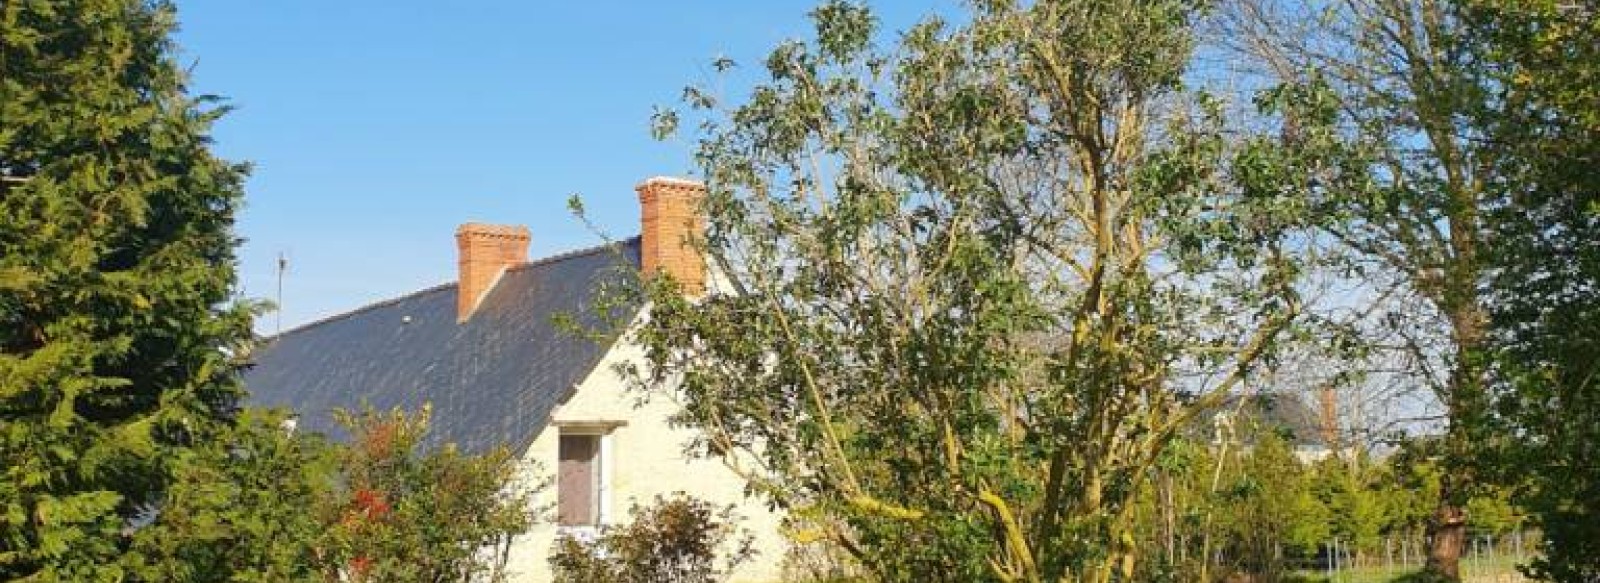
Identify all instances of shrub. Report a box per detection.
[551,494,755,583]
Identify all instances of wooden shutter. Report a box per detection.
[557,434,599,526]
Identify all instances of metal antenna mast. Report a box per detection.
[275,251,288,335]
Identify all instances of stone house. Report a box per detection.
[243,177,788,582]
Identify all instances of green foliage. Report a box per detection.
[627,1,1309,581]
[1313,456,1384,551]
[320,405,541,583]
[1462,0,1600,579]
[550,494,756,583]
[1223,0,1567,576]
[1254,432,1331,554]
[1126,423,1524,582]
[0,0,253,579]
[1131,423,1330,580]
[18,401,540,583]
[1206,431,1328,578]
[125,409,337,582]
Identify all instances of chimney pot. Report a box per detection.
[455,223,530,321]
[635,177,707,296]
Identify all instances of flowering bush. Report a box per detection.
[323,405,543,583]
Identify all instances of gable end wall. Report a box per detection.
[502,310,790,582]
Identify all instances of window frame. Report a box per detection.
[556,430,611,529]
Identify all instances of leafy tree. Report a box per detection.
[320,405,540,583]
[1128,415,1336,581]
[1240,432,1325,569]
[1131,437,1208,581]
[1217,0,1520,576]
[0,0,253,579]
[1463,490,1520,537]
[124,409,337,582]
[620,1,1308,580]
[123,404,540,583]
[1197,430,1323,579]
[1285,469,1333,558]
[1460,1,1600,579]
[550,494,756,583]
[1316,456,1384,559]
[1370,447,1437,544]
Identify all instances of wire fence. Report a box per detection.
[1295,531,1537,582]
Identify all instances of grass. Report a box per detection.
[1290,554,1531,583]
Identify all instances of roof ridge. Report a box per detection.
[503,235,640,275]
[263,236,641,342]
[265,281,456,341]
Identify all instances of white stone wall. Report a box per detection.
[499,316,791,582]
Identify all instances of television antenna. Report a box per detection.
[275,251,289,335]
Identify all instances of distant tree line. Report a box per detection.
[1126,421,1525,581]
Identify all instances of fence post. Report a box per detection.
[1472,536,1480,575]
[1402,536,1409,570]
[1386,536,1393,575]
[1326,540,1333,580]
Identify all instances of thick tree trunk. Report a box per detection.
[1426,498,1467,580]
[1425,404,1471,583]
[1426,401,1473,582]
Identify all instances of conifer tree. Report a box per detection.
[0,1,253,579]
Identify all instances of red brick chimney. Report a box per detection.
[1319,384,1342,456]
[635,177,707,296]
[455,223,530,321]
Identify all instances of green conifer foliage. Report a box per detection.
[0,1,252,579]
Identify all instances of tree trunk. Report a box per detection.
[1426,499,1467,580]
[1427,303,1485,582]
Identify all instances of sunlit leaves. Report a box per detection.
[623,1,1304,580]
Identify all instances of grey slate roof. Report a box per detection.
[243,238,643,454]
[1200,393,1327,448]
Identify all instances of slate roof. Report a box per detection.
[1200,393,1327,448]
[243,238,643,454]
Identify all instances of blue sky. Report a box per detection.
[172,1,952,333]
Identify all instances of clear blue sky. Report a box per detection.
[172,1,953,333]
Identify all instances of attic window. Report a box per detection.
[557,433,603,527]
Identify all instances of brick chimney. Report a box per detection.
[635,177,707,295]
[1318,384,1341,455]
[455,223,530,321]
